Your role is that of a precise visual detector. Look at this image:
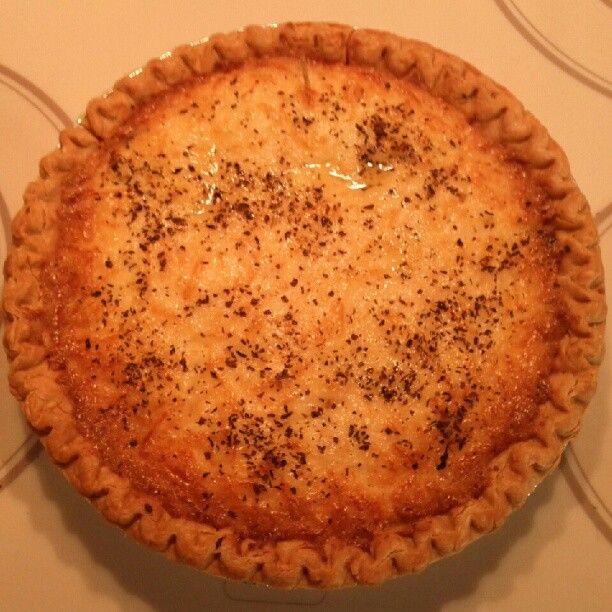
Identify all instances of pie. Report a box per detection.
[4,23,605,587]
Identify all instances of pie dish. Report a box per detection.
[3,22,606,587]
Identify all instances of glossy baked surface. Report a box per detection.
[47,57,563,544]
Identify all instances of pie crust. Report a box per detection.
[3,23,606,587]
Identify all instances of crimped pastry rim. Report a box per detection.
[3,22,606,587]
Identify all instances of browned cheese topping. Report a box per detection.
[48,57,564,545]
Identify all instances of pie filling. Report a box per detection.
[47,57,565,545]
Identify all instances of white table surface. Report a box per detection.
[1,2,610,610]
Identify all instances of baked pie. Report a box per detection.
[4,23,605,587]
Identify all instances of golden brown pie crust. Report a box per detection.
[3,23,606,587]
